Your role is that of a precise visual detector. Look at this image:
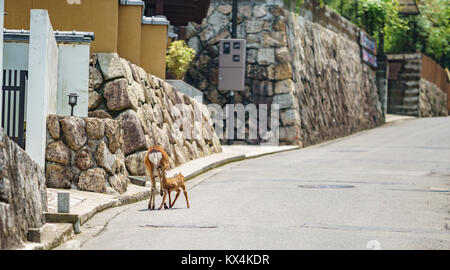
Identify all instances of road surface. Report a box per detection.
[59,117,450,250]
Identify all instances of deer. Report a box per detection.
[158,172,190,210]
[144,146,170,210]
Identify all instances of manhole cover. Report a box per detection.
[140,224,218,229]
[298,185,355,189]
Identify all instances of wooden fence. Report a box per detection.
[421,53,450,112]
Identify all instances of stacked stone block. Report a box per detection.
[88,53,222,177]
[0,128,48,249]
[45,115,128,195]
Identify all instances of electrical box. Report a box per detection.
[218,39,246,91]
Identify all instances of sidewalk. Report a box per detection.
[21,144,299,250]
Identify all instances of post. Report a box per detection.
[57,191,70,213]
[26,10,58,167]
[232,0,237,39]
[227,0,238,145]
[226,91,235,145]
[0,0,4,123]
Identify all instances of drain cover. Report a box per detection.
[298,185,355,189]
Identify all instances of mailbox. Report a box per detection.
[218,39,246,91]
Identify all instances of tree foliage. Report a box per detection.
[325,0,449,68]
[390,0,449,67]
[285,0,449,68]
[166,40,196,80]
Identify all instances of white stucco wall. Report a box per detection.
[0,0,4,123]
[26,10,58,168]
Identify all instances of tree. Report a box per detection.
[315,0,449,68]
[166,40,196,80]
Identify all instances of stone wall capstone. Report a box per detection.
[185,0,383,146]
[1,128,48,250]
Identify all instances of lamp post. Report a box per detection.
[68,93,78,116]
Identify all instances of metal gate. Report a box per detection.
[2,69,28,149]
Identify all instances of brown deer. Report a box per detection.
[158,172,190,210]
[144,146,170,210]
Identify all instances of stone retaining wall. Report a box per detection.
[88,52,221,176]
[45,115,128,195]
[1,128,48,250]
[185,0,383,146]
[420,79,448,117]
[47,52,223,194]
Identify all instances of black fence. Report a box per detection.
[2,69,28,149]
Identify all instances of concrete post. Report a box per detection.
[376,55,388,121]
[26,10,58,168]
[57,192,70,213]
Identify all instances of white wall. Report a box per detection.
[56,44,90,117]
[26,10,58,168]
[0,0,4,123]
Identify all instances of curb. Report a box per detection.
[28,190,152,250]
[184,154,246,181]
[244,146,300,160]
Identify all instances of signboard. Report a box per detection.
[360,31,376,54]
[361,49,377,68]
[359,31,377,69]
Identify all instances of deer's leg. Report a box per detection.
[158,168,164,196]
[182,185,190,208]
[170,189,181,208]
[152,188,156,210]
[168,191,172,208]
[151,178,157,210]
[158,168,169,209]
[158,190,168,210]
[148,176,155,210]
[148,188,155,210]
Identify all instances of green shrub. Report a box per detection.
[166,40,196,80]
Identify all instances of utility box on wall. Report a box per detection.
[218,39,246,91]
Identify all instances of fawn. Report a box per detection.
[158,172,190,210]
[144,146,170,210]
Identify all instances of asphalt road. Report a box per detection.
[62,117,450,250]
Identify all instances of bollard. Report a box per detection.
[73,220,81,234]
[57,192,70,213]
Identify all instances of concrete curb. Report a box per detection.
[25,190,152,250]
[183,154,246,181]
[27,146,299,250]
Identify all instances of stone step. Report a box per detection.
[390,105,419,110]
[404,81,420,88]
[404,89,420,95]
[398,74,421,81]
[404,110,419,116]
[403,63,421,71]
[403,96,419,103]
